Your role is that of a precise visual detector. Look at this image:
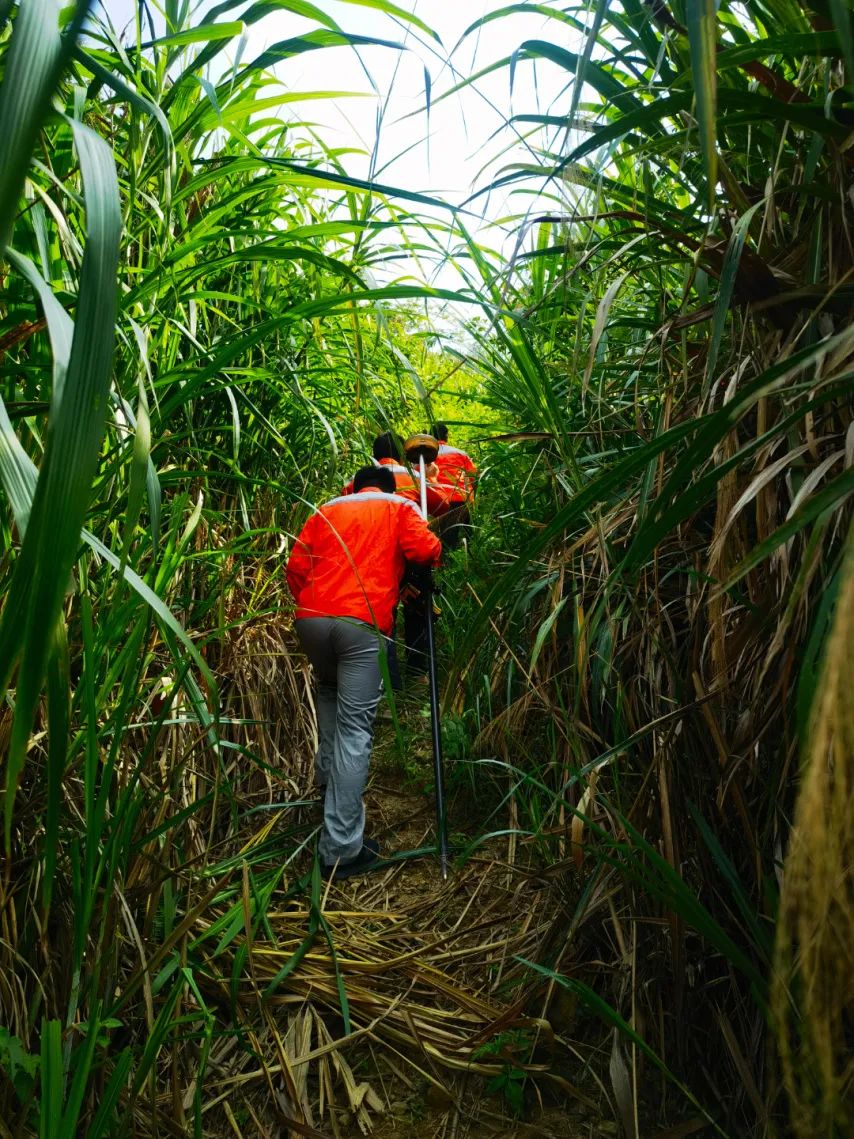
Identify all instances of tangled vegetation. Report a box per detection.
[0,0,851,1136]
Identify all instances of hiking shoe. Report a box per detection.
[321,838,380,881]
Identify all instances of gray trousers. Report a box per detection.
[295,617,383,863]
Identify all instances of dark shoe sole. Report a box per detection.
[321,839,380,881]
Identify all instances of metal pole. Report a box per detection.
[418,453,428,520]
[418,454,449,879]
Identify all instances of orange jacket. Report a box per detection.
[343,457,452,517]
[286,488,442,634]
[435,443,477,503]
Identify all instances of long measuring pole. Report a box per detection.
[418,454,449,879]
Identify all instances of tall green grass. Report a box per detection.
[436,2,853,1133]
[0,1,466,1131]
[0,0,850,1134]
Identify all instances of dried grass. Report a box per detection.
[772,524,854,1137]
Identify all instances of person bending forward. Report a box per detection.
[430,421,477,550]
[343,432,451,682]
[286,465,442,879]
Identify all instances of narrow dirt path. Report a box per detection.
[298,710,612,1139]
[201,694,612,1136]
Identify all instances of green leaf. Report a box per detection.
[60,1002,101,1139]
[330,0,440,41]
[43,621,69,915]
[0,393,38,537]
[686,0,718,208]
[74,47,174,155]
[141,20,246,49]
[38,1020,63,1139]
[724,469,854,589]
[234,30,405,87]
[829,0,854,79]
[704,201,762,393]
[796,564,841,741]
[0,1027,39,1104]
[6,249,74,403]
[118,383,152,578]
[0,0,91,252]
[515,960,723,1135]
[85,1049,133,1139]
[0,117,121,847]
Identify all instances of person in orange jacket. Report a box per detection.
[287,465,441,879]
[343,431,452,517]
[344,433,451,685]
[430,422,477,549]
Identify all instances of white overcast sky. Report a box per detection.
[99,0,579,266]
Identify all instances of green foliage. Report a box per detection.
[0,0,850,1135]
[0,1027,38,1107]
[435,1,853,1134]
[0,0,465,1131]
[474,1028,532,1116]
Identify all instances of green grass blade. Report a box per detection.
[6,249,74,401]
[829,0,854,79]
[689,806,774,959]
[0,0,88,252]
[704,201,762,393]
[0,117,121,846]
[85,1048,132,1139]
[59,1003,101,1139]
[0,393,38,536]
[310,859,351,1034]
[796,563,842,741]
[0,387,215,700]
[334,0,440,41]
[74,47,174,154]
[126,980,183,1101]
[724,469,854,589]
[38,1020,63,1139]
[118,383,151,579]
[142,20,246,49]
[565,0,609,138]
[686,0,718,208]
[42,622,69,915]
[515,959,725,1136]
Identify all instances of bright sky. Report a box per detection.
[241,3,567,197]
[100,0,577,272]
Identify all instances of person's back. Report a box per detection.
[430,421,477,503]
[287,486,439,634]
[286,465,442,881]
[342,431,452,517]
[428,422,476,551]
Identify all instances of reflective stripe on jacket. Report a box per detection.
[286,489,442,634]
[343,457,452,517]
[435,443,477,502]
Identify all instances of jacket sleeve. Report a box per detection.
[286,517,315,599]
[396,501,442,566]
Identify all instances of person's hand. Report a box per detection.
[425,461,439,481]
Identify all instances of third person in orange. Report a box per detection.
[430,421,477,549]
